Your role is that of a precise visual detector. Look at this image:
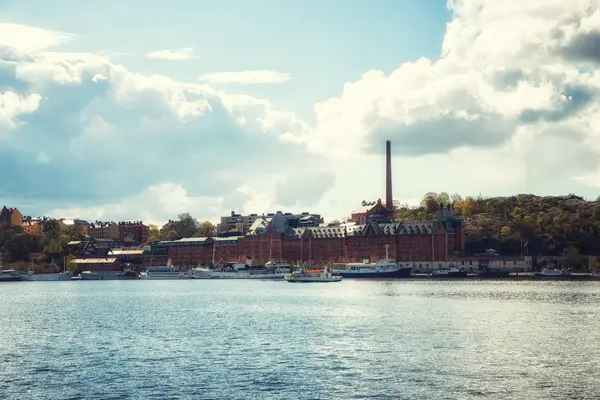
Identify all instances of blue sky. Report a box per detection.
[1,1,600,224]
[0,0,449,122]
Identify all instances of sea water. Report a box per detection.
[1,279,599,399]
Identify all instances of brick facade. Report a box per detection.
[149,211,465,267]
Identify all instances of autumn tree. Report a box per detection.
[146,224,160,245]
[198,221,216,237]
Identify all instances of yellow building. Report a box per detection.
[88,222,120,240]
[22,219,42,235]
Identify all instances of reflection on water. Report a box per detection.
[0,280,599,399]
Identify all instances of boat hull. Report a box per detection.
[433,271,467,278]
[0,276,23,282]
[142,274,192,280]
[22,273,72,281]
[536,274,572,279]
[334,267,412,279]
[478,270,510,278]
[81,272,139,280]
[284,276,342,283]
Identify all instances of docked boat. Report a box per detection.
[477,265,510,278]
[192,255,291,279]
[80,268,139,280]
[536,267,571,279]
[193,262,290,279]
[143,265,192,279]
[284,268,342,283]
[432,266,468,278]
[330,245,411,278]
[21,269,72,281]
[0,269,23,282]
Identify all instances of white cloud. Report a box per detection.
[199,70,291,85]
[0,23,72,53]
[146,48,196,61]
[4,1,600,225]
[0,91,42,130]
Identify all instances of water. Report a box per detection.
[1,280,599,399]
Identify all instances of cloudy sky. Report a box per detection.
[1,0,600,225]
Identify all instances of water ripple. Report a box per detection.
[0,280,599,399]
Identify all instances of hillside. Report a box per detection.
[394,193,600,257]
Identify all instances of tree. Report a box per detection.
[146,224,160,245]
[563,246,583,270]
[5,233,40,262]
[198,221,216,238]
[327,220,342,227]
[420,192,439,213]
[436,192,451,206]
[450,193,463,203]
[174,213,200,238]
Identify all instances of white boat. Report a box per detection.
[537,267,571,278]
[143,265,192,279]
[192,253,290,279]
[143,258,192,279]
[432,266,468,277]
[284,268,342,283]
[0,269,23,282]
[330,245,412,278]
[21,269,71,281]
[80,269,139,280]
[193,262,290,279]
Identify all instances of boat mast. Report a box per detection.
[211,240,216,266]
[385,244,389,262]
[269,234,273,263]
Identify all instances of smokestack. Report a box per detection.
[385,140,393,212]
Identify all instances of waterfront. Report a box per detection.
[1,280,599,399]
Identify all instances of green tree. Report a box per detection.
[160,213,200,240]
[436,192,451,206]
[5,233,40,262]
[563,246,583,270]
[146,224,160,244]
[198,221,216,237]
[421,193,439,213]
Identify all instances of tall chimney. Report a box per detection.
[385,140,393,212]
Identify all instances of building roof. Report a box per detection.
[111,249,144,255]
[74,258,117,264]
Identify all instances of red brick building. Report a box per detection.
[148,210,465,267]
[118,221,149,245]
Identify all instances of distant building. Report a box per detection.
[88,221,120,240]
[59,218,90,234]
[22,219,43,236]
[218,211,322,234]
[118,221,149,245]
[0,206,23,228]
[349,199,391,225]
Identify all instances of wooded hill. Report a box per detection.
[394,193,600,257]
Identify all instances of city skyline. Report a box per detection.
[2,1,600,225]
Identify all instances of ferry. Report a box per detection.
[81,268,139,280]
[536,267,571,279]
[143,265,192,279]
[432,266,468,278]
[284,268,342,283]
[142,258,192,279]
[192,255,291,279]
[193,261,290,279]
[330,245,411,278]
[0,269,23,282]
[21,269,72,281]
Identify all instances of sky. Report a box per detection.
[2,0,600,225]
